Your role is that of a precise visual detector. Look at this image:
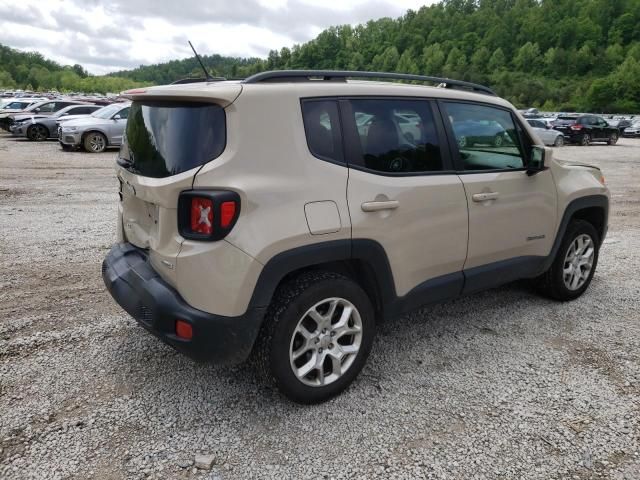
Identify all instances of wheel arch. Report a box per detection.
[248,239,396,318]
[539,195,609,274]
[81,129,109,145]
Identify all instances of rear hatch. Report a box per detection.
[554,117,577,135]
[116,84,240,284]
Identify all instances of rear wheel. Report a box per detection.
[83,132,107,153]
[255,271,375,404]
[554,135,564,147]
[608,132,618,145]
[580,133,591,146]
[27,124,49,141]
[535,220,599,301]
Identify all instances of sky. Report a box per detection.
[0,0,436,75]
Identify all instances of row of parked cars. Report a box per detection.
[0,97,130,153]
[524,114,640,147]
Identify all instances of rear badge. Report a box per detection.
[527,235,546,241]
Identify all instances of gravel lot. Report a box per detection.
[1,133,639,480]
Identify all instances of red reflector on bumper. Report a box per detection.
[175,320,193,340]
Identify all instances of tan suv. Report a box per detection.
[102,71,609,404]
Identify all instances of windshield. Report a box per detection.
[118,101,226,178]
[92,103,124,119]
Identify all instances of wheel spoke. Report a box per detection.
[297,354,317,378]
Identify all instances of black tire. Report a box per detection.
[535,220,600,301]
[83,131,107,153]
[254,271,375,404]
[580,133,591,146]
[554,135,564,147]
[608,132,618,145]
[27,124,49,141]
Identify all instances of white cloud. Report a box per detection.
[0,0,436,74]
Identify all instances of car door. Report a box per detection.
[439,101,558,294]
[343,97,469,308]
[110,107,129,145]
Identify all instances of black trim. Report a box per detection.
[103,197,608,364]
[538,195,609,273]
[177,190,240,241]
[463,256,544,294]
[102,243,264,364]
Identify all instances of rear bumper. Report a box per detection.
[102,243,265,364]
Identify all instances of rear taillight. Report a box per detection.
[178,190,241,241]
[190,197,213,234]
[570,124,583,131]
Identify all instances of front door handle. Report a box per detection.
[361,200,400,212]
[472,192,500,202]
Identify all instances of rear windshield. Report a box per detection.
[555,117,577,125]
[118,101,226,178]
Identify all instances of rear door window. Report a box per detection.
[345,98,444,174]
[119,101,226,178]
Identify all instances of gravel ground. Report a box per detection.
[0,133,639,480]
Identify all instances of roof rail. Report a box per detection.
[170,77,227,85]
[242,70,496,96]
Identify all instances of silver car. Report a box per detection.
[11,104,102,140]
[526,119,565,147]
[58,103,131,153]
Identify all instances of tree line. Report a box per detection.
[3,0,640,112]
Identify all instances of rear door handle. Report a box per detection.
[472,192,500,202]
[361,200,400,212]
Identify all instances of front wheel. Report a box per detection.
[535,220,600,301]
[255,271,375,404]
[83,132,107,153]
[608,132,618,145]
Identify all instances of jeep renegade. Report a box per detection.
[102,70,609,404]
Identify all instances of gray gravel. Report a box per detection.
[1,133,639,480]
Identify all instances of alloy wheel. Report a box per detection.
[563,234,595,291]
[289,297,363,387]
[89,134,106,152]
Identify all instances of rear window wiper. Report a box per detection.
[117,157,139,173]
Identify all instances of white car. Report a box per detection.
[527,119,565,147]
[623,122,640,138]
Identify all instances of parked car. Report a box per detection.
[452,119,511,147]
[10,104,102,140]
[623,121,640,138]
[607,119,632,135]
[101,70,609,404]
[553,115,619,146]
[526,119,564,146]
[1,100,87,131]
[58,102,131,152]
[0,98,40,115]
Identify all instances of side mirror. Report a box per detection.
[34,108,40,113]
[113,114,121,121]
[527,145,547,176]
[545,124,551,129]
